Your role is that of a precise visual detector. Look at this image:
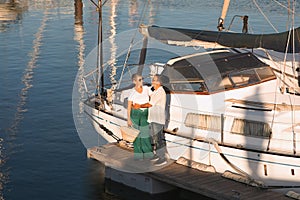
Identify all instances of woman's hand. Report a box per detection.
[127,100,133,126]
[127,119,133,127]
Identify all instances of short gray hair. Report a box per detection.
[132,73,142,81]
[154,74,162,84]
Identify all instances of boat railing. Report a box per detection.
[227,15,248,33]
[82,68,98,99]
[82,62,163,102]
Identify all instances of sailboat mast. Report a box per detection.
[217,0,230,31]
[96,0,104,96]
[137,36,148,75]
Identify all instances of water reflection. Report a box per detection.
[128,0,157,27]
[8,9,49,140]
[73,0,85,117]
[108,0,118,92]
[0,0,28,32]
[147,1,156,25]
[1,7,49,199]
[128,0,139,27]
[0,136,4,200]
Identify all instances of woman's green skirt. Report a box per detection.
[130,108,153,159]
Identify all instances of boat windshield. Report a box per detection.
[212,66,275,91]
[160,52,276,93]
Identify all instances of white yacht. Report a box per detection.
[82,0,300,194]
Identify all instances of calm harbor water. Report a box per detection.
[0,0,299,199]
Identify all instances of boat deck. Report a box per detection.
[87,143,292,200]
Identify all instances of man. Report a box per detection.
[133,74,168,166]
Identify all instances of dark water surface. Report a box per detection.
[0,0,298,199]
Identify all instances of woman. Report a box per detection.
[127,73,153,159]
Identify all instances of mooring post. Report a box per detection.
[74,0,83,25]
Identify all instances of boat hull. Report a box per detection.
[85,103,300,193]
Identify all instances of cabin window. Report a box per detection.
[255,67,275,81]
[207,76,233,91]
[229,69,259,86]
[231,118,271,137]
[170,81,207,92]
[205,76,224,92]
[185,113,222,131]
[219,77,234,89]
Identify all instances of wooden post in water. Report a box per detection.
[74,0,83,25]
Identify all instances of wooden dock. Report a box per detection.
[147,162,291,200]
[87,143,293,200]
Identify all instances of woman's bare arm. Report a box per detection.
[127,100,133,126]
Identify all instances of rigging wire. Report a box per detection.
[117,0,150,89]
[282,29,292,92]
[264,49,282,151]
[263,0,298,153]
[90,0,109,9]
[102,0,110,6]
[264,27,297,153]
[252,0,278,33]
[291,0,296,154]
[272,0,296,16]
[89,0,99,9]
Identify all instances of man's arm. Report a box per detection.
[132,102,152,109]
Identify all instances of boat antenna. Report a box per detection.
[217,0,230,31]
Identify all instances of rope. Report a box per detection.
[117,0,150,89]
[207,138,252,179]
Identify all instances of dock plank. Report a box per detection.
[88,143,292,200]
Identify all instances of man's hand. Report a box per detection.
[132,103,141,109]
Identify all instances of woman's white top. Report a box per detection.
[128,86,150,106]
